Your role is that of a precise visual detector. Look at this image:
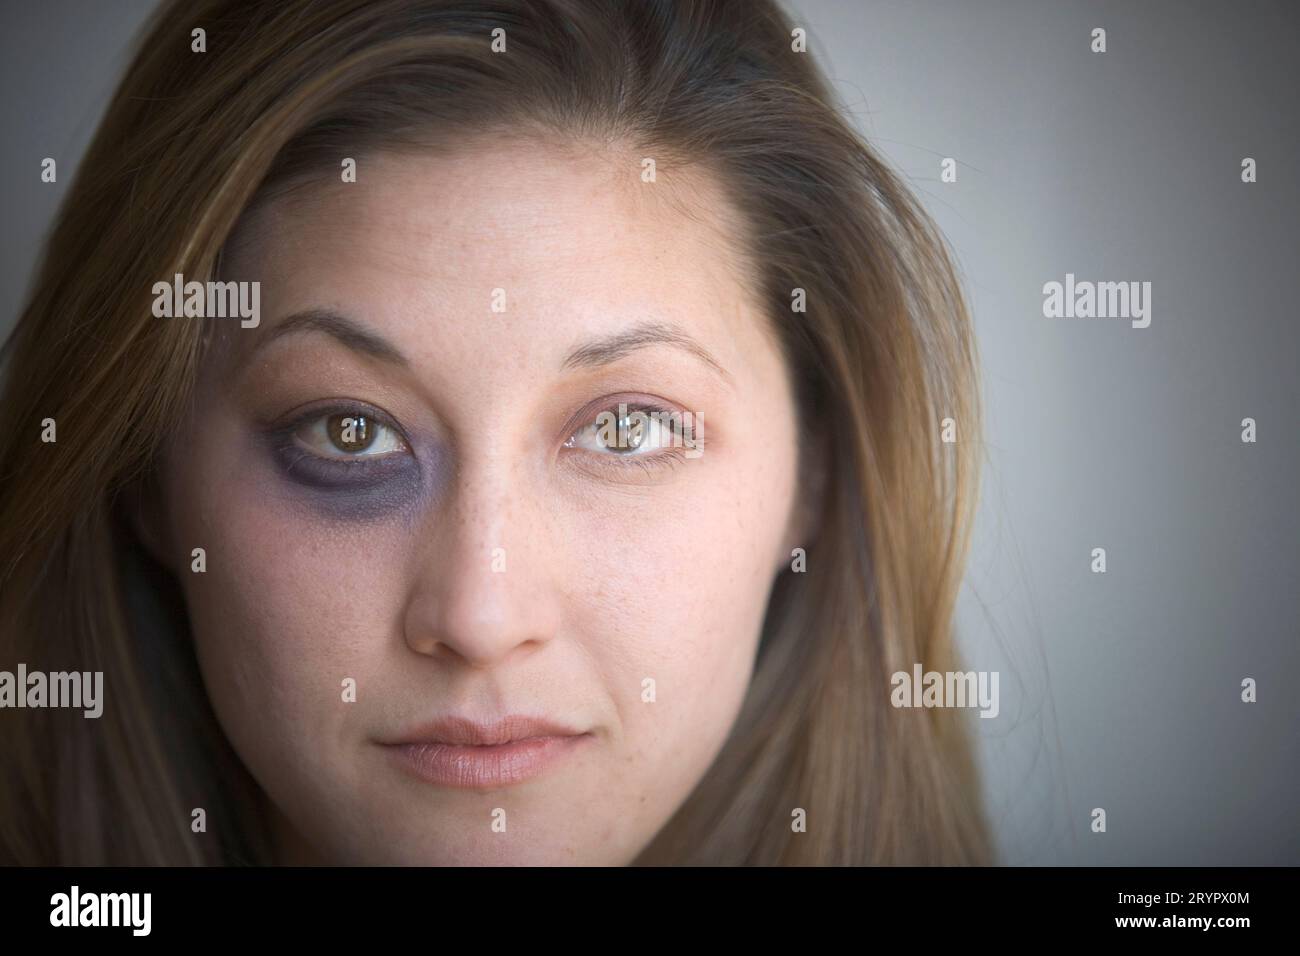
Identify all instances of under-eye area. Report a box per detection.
[268,401,415,485]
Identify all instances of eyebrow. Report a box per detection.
[561,321,731,383]
[252,309,410,366]
[247,311,729,384]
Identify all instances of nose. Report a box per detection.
[402,462,562,668]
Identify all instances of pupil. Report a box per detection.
[622,415,645,452]
[329,414,373,452]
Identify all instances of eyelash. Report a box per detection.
[269,401,414,486]
[559,398,700,477]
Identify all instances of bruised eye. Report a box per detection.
[295,412,407,459]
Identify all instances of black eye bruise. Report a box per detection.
[260,403,425,520]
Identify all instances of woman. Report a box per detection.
[0,0,990,865]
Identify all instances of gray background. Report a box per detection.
[3,0,1296,864]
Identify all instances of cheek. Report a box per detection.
[167,437,410,791]
[560,429,797,773]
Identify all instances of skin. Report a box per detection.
[148,136,805,865]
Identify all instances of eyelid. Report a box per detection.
[300,415,405,459]
[561,396,680,445]
[560,394,703,474]
[566,391,684,426]
[276,400,413,458]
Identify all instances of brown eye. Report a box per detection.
[612,413,647,453]
[293,408,408,461]
[566,406,672,456]
[328,414,374,453]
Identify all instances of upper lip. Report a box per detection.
[386,715,587,747]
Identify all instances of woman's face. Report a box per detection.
[157,138,803,864]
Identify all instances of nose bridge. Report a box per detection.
[454,448,516,559]
[403,433,556,666]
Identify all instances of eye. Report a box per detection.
[293,411,408,460]
[563,401,690,457]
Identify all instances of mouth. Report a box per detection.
[380,715,593,790]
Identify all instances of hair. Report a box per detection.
[0,0,991,865]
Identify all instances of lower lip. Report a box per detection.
[385,735,591,789]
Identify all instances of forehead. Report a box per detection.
[228,135,751,288]
[214,136,770,391]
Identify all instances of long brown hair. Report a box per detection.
[0,0,990,865]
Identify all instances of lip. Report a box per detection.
[381,715,592,790]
